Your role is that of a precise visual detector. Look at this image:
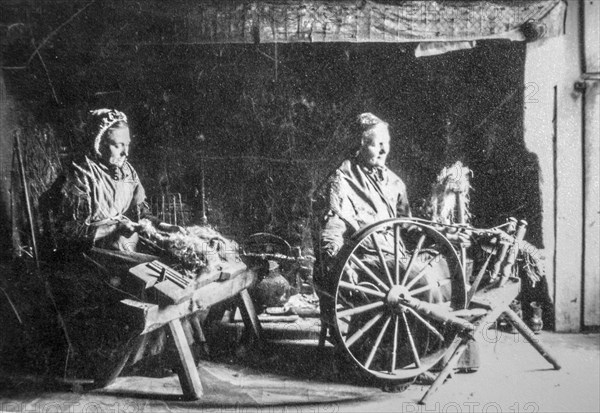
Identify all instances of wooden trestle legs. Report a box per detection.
[96,265,260,400]
[169,318,204,399]
[502,309,561,370]
[419,297,561,405]
[237,289,263,345]
[170,287,262,400]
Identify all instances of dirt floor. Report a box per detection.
[1,319,598,413]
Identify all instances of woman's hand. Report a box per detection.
[117,220,140,236]
[445,228,472,247]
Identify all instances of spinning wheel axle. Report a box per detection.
[386,285,475,332]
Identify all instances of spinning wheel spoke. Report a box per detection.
[405,253,440,290]
[394,225,402,285]
[401,311,421,368]
[395,223,406,253]
[406,307,445,342]
[409,278,451,296]
[349,255,390,292]
[390,315,399,373]
[371,234,394,287]
[365,316,391,370]
[401,235,426,286]
[337,301,384,319]
[345,313,383,348]
[339,281,386,298]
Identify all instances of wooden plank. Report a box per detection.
[168,318,203,400]
[582,0,600,329]
[583,75,600,326]
[554,1,584,331]
[121,269,257,335]
[468,278,521,345]
[584,1,600,73]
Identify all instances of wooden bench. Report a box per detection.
[95,260,261,400]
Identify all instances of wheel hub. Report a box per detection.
[386,284,410,311]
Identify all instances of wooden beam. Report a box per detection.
[121,269,257,335]
[184,1,566,44]
[554,1,584,331]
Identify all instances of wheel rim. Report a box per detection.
[331,218,467,381]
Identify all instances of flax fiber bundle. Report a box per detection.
[139,219,241,277]
[429,161,472,224]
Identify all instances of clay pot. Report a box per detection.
[252,260,291,309]
[529,301,544,334]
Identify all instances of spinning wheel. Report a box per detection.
[328,218,471,381]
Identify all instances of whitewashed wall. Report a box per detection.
[524,0,599,331]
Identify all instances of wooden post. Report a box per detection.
[583,0,600,328]
[419,339,468,404]
[0,61,14,256]
[168,319,203,400]
[238,289,263,343]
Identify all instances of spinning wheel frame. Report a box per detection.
[329,218,468,381]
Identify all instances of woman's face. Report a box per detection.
[359,125,390,168]
[100,127,131,167]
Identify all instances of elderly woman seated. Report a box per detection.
[40,109,186,380]
[312,114,466,358]
[43,109,184,280]
[43,109,182,264]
